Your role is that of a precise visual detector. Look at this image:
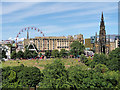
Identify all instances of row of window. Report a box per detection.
[33,39,68,41]
[57,46,69,48]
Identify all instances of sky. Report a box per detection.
[1,2,118,41]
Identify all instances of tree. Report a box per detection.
[40,59,70,88]
[11,51,16,59]
[17,66,42,88]
[94,64,109,73]
[32,51,38,58]
[2,50,7,58]
[68,65,119,89]
[16,51,24,59]
[2,66,42,88]
[93,53,108,65]
[106,47,120,71]
[52,50,59,58]
[59,49,68,58]
[25,45,28,50]
[80,54,88,63]
[2,66,22,88]
[103,71,119,88]
[45,50,51,58]
[24,50,33,59]
[70,41,85,57]
[39,53,42,57]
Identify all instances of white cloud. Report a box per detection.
[8,37,24,41]
[1,2,38,15]
[2,2,118,24]
[51,5,117,19]
[3,3,90,23]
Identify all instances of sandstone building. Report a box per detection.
[23,34,84,52]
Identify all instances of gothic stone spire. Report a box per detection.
[100,12,105,27]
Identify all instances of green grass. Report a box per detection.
[2,58,88,71]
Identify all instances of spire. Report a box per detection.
[95,32,97,43]
[101,12,104,21]
[27,30,29,39]
[100,12,104,27]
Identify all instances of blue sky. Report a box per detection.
[1,2,118,41]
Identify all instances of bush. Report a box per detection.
[94,64,109,73]
[80,54,88,63]
[40,59,70,88]
[2,66,42,88]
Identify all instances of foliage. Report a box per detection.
[11,51,16,59]
[2,50,7,58]
[109,47,120,59]
[45,50,51,58]
[40,59,70,88]
[80,54,88,63]
[85,59,96,68]
[68,65,101,88]
[69,41,85,57]
[17,66,42,87]
[93,53,108,65]
[2,66,42,88]
[94,64,109,73]
[2,66,21,88]
[24,49,32,59]
[39,53,42,57]
[32,51,38,58]
[68,65,119,89]
[52,50,59,58]
[59,49,68,58]
[103,71,119,88]
[25,45,28,50]
[16,51,24,59]
[106,48,120,71]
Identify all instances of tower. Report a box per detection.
[99,12,106,54]
[27,30,29,39]
[95,12,110,54]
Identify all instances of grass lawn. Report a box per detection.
[2,58,89,71]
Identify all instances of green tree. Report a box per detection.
[16,51,24,59]
[103,71,119,88]
[80,54,88,63]
[59,49,68,58]
[94,64,109,73]
[11,51,16,59]
[40,59,70,88]
[2,50,7,58]
[93,53,108,65]
[25,45,28,50]
[45,50,51,58]
[107,47,120,71]
[2,66,22,88]
[2,66,42,88]
[32,51,38,58]
[24,50,33,59]
[68,65,119,89]
[70,41,85,57]
[52,50,59,58]
[39,53,42,57]
[17,66,42,88]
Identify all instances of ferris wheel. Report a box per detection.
[16,26,46,51]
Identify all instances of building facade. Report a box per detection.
[85,38,94,50]
[115,36,120,48]
[95,12,110,54]
[23,34,84,52]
